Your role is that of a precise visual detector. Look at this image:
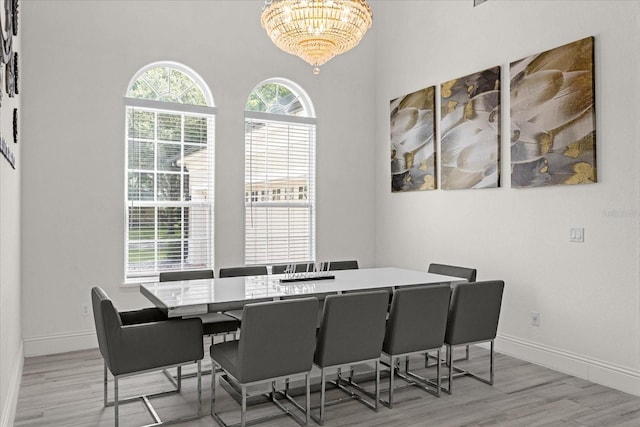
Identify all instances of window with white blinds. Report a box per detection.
[125,63,216,281]
[244,80,316,265]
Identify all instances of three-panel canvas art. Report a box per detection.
[390,36,596,192]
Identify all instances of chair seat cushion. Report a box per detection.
[211,340,240,379]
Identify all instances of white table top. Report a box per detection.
[140,267,464,317]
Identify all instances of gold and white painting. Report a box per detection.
[440,66,501,190]
[390,86,436,192]
[510,36,596,188]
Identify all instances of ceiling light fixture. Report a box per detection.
[261,0,373,75]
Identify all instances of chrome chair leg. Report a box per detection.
[447,345,453,394]
[210,362,216,416]
[196,360,202,416]
[319,369,326,425]
[103,363,108,408]
[388,356,396,408]
[241,385,247,427]
[490,340,494,384]
[374,360,380,412]
[114,376,119,427]
[305,372,311,426]
[436,349,441,396]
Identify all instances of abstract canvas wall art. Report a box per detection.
[390,86,436,192]
[440,66,501,190]
[510,36,596,188]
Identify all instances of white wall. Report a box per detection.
[374,1,640,394]
[17,0,640,403]
[0,15,22,427]
[20,1,376,355]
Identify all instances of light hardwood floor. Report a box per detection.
[15,345,640,426]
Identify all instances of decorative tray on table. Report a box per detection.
[279,274,335,283]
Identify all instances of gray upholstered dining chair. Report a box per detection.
[91,287,204,427]
[210,297,319,427]
[159,269,215,282]
[427,263,477,282]
[306,290,389,425]
[443,280,504,394]
[218,265,268,278]
[426,262,477,366]
[381,284,451,408]
[328,260,359,270]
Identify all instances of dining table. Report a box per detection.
[140,266,466,317]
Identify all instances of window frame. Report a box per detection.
[123,62,217,284]
[243,79,317,266]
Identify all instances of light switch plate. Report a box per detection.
[570,227,584,243]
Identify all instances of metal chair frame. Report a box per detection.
[305,291,388,425]
[211,369,311,427]
[104,358,202,427]
[286,360,381,426]
[380,348,442,408]
[443,340,495,395]
[437,280,503,394]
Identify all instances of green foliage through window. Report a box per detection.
[128,66,207,106]
[246,82,305,116]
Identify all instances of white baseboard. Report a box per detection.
[23,330,97,357]
[496,333,640,397]
[1,342,23,427]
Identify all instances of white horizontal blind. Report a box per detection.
[244,117,316,265]
[126,105,214,279]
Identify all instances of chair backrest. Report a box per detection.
[235,298,319,383]
[92,287,204,376]
[328,260,359,271]
[315,290,389,367]
[383,284,451,356]
[159,269,214,282]
[445,280,504,346]
[91,287,123,370]
[271,263,314,275]
[428,263,477,282]
[219,265,268,278]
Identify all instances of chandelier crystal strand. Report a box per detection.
[261,0,373,74]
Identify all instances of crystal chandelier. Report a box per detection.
[261,0,373,74]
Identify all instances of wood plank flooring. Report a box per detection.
[14,345,640,426]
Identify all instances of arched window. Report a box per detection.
[125,62,216,281]
[244,79,316,265]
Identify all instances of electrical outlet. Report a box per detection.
[82,304,90,317]
[531,311,540,327]
[569,227,584,243]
